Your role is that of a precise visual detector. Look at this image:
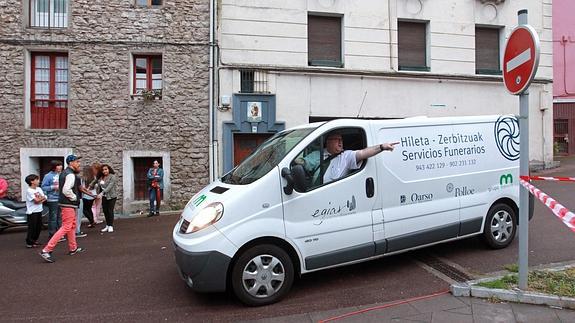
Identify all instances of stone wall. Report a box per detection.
[0,0,211,212]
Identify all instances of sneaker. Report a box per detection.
[147,212,154,218]
[87,223,95,228]
[100,226,109,233]
[68,247,85,255]
[76,232,87,238]
[155,211,160,216]
[108,226,114,233]
[40,251,55,263]
[26,244,33,248]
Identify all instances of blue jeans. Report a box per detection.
[149,188,163,213]
[46,201,61,237]
[76,199,83,234]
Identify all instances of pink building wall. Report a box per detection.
[553,0,575,99]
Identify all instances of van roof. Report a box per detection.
[319,115,510,127]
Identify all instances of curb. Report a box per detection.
[115,210,183,219]
[451,263,575,309]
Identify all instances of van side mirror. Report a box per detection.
[281,165,307,195]
[281,167,294,195]
[290,164,307,192]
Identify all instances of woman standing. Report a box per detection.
[81,166,97,228]
[147,160,164,217]
[90,163,104,224]
[95,164,117,233]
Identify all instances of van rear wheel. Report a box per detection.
[483,203,516,249]
[231,244,294,306]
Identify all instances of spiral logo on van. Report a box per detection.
[494,116,520,161]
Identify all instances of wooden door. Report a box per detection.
[133,157,162,200]
[233,133,273,166]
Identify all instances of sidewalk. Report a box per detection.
[258,292,575,322]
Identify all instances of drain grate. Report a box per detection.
[414,254,473,283]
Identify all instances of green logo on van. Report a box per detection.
[193,194,206,207]
[500,174,513,185]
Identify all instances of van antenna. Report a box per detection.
[356,91,368,118]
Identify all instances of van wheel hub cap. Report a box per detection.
[490,210,513,242]
[242,254,285,298]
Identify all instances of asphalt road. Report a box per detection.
[1,158,574,322]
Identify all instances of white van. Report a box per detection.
[173,115,531,306]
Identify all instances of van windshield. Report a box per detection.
[222,127,316,185]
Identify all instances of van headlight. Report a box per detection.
[180,202,224,234]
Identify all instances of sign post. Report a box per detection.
[502,9,540,290]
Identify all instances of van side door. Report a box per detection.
[281,127,378,271]
[377,123,461,253]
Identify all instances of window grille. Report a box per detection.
[30,0,68,28]
[240,70,269,93]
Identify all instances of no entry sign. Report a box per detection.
[503,25,540,95]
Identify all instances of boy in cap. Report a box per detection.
[40,155,86,263]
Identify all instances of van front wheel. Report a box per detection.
[231,244,294,306]
[483,203,517,249]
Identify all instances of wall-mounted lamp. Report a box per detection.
[218,95,231,111]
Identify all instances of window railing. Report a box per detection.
[30,0,68,28]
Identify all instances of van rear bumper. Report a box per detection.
[174,243,231,292]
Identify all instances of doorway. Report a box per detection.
[132,157,163,200]
[233,133,273,166]
[554,119,569,155]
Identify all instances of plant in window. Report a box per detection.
[141,89,162,100]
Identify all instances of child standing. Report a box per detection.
[25,174,46,248]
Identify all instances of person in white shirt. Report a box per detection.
[322,132,398,183]
[25,174,46,248]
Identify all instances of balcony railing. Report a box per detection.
[29,0,68,28]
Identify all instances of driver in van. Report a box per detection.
[297,132,399,184]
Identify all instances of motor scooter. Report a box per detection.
[0,198,48,233]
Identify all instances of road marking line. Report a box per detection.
[506,48,531,72]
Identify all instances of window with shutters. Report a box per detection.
[398,21,429,71]
[308,15,343,68]
[30,52,68,129]
[475,26,501,75]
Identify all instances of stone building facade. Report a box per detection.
[0,0,210,214]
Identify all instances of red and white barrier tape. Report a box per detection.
[520,175,575,182]
[519,179,575,232]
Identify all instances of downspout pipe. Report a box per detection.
[208,0,217,182]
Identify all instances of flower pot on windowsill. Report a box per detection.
[140,89,162,101]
